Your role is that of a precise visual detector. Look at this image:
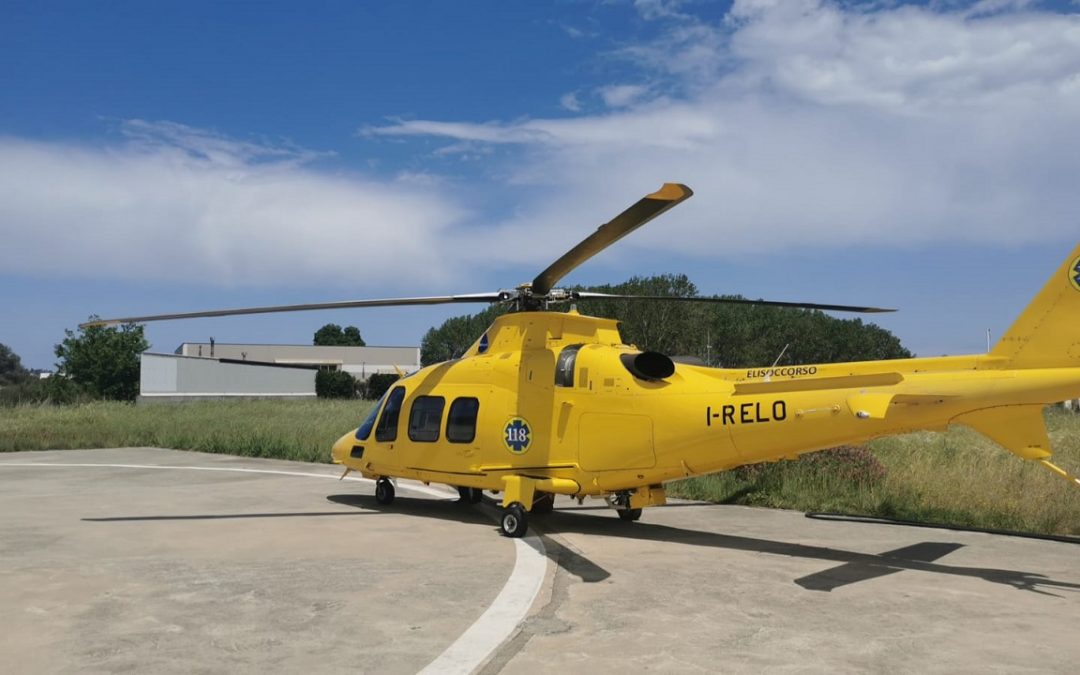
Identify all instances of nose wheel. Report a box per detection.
[500,503,528,538]
[374,477,395,505]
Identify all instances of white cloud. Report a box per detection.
[726,0,1080,110]
[597,84,650,107]
[633,0,691,21]
[368,1,1080,262]
[560,92,584,112]
[0,121,470,288]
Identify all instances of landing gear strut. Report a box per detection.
[457,486,483,504]
[531,490,555,514]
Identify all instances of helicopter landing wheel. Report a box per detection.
[500,503,528,538]
[617,507,642,522]
[457,486,483,504]
[374,477,395,506]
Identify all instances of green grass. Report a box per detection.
[670,408,1080,536]
[0,399,373,463]
[2,400,1078,535]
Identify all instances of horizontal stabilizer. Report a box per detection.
[952,406,1052,461]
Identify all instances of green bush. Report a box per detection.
[0,379,48,406]
[0,376,94,407]
[672,445,888,510]
[315,369,357,399]
[736,445,887,485]
[364,373,399,400]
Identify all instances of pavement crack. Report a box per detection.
[479,531,578,674]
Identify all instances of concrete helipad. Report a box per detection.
[1,448,1078,674]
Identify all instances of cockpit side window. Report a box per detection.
[355,389,390,441]
[375,386,406,442]
[555,344,584,387]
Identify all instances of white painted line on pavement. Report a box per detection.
[418,533,547,675]
[0,458,550,674]
[0,461,454,498]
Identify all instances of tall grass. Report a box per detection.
[0,400,373,463]
[670,408,1080,536]
[2,401,1078,535]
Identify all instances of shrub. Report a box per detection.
[0,376,94,407]
[315,369,357,399]
[736,445,887,486]
[364,373,399,400]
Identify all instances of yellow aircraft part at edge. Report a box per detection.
[332,244,1080,508]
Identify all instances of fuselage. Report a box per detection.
[332,310,1080,497]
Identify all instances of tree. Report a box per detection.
[314,324,366,346]
[575,274,707,356]
[54,321,149,401]
[419,274,912,368]
[0,343,29,386]
[420,304,507,366]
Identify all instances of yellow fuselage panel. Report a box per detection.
[333,311,1080,495]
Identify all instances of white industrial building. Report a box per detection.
[138,343,421,403]
[174,343,420,380]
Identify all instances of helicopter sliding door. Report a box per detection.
[398,389,484,476]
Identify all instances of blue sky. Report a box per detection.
[2,0,1079,369]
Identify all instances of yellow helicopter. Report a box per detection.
[86,183,1080,537]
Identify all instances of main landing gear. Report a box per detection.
[457,486,483,504]
[374,477,395,505]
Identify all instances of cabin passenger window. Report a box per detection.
[375,387,406,442]
[447,397,480,443]
[555,344,583,387]
[408,396,445,442]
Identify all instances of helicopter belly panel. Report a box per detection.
[578,413,655,471]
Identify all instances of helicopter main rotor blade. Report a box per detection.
[531,183,693,297]
[80,293,507,328]
[572,292,895,314]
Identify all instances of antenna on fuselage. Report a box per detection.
[764,343,790,383]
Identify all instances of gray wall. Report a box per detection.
[175,343,419,380]
[140,353,316,402]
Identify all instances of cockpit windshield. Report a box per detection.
[355,391,388,441]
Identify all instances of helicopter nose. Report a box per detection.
[331,431,355,464]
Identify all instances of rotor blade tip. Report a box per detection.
[647,183,693,201]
